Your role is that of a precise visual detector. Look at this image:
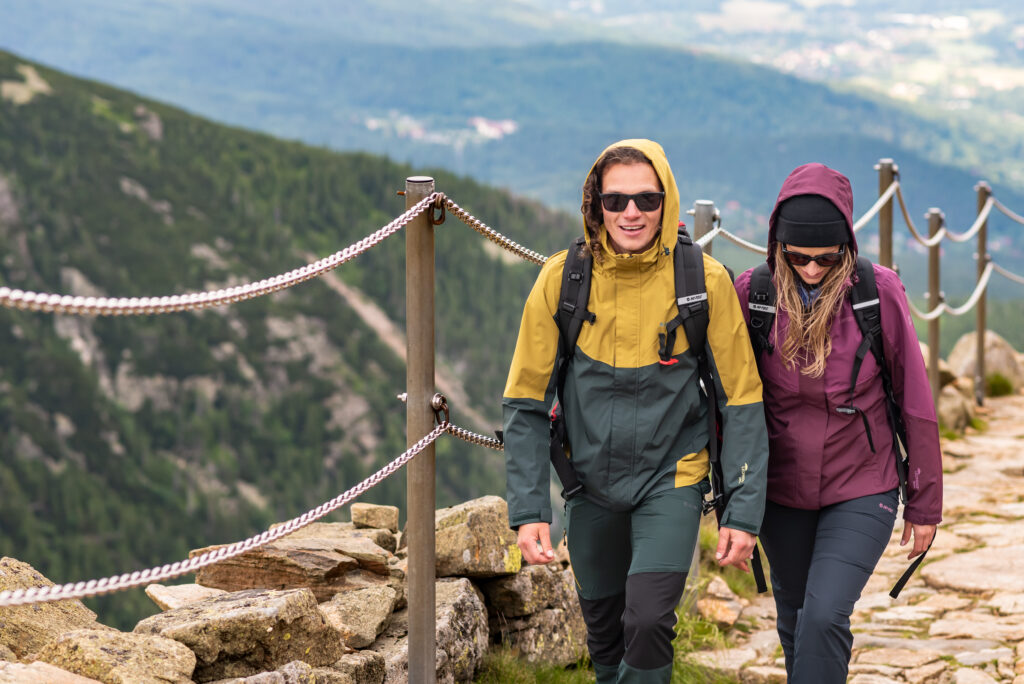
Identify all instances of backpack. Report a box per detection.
[551,227,767,593]
[746,256,928,598]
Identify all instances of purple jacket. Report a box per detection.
[734,163,942,525]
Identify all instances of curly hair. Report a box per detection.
[580,146,660,263]
[773,242,856,378]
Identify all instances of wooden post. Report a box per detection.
[876,159,896,269]
[405,176,436,684]
[975,181,991,406]
[926,208,943,407]
[691,200,717,256]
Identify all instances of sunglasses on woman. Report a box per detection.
[782,246,846,268]
[599,191,665,212]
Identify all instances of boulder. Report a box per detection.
[133,588,342,682]
[191,526,394,601]
[317,651,385,684]
[433,496,521,578]
[369,578,488,683]
[0,557,115,661]
[481,564,587,666]
[938,384,974,432]
[36,629,195,684]
[145,583,227,611]
[948,331,1022,391]
[491,607,587,667]
[351,504,400,534]
[319,585,399,648]
[479,563,574,618]
[0,644,12,662]
[206,660,321,683]
[0,661,103,683]
[697,576,745,627]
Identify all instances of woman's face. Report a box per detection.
[600,162,663,255]
[782,243,843,286]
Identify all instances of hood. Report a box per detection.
[582,138,681,256]
[766,163,856,274]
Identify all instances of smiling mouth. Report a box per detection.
[618,225,646,233]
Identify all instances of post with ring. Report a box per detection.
[405,175,437,683]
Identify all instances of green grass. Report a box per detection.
[986,372,1015,397]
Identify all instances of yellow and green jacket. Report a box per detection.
[502,139,768,532]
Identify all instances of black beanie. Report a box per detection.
[776,194,849,247]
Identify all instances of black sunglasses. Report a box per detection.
[599,191,665,212]
[782,246,846,267]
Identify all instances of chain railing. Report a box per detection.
[0,193,440,315]
[0,416,449,607]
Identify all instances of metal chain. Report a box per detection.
[0,194,440,316]
[442,196,548,266]
[0,422,448,607]
[446,423,504,451]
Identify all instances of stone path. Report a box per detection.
[694,392,1024,684]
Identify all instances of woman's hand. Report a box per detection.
[517,522,555,565]
[716,527,757,571]
[900,521,935,560]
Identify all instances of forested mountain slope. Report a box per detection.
[0,50,564,627]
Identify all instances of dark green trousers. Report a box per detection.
[567,481,705,683]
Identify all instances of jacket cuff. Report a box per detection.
[508,508,552,530]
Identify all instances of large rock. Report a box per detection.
[948,331,1023,391]
[697,576,744,627]
[319,585,399,648]
[479,563,574,618]
[0,662,103,683]
[318,651,385,684]
[492,607,587,667]
[434,496,520,578]
[192,524,394,601]
[938,384,975,432]
[481,564,586,666]
[351,504,400,534]
[145,583,227,611]
[133,588,342,682]
[36,629,196,684]
[923,545,1024,593]
[0,557,115,661]
[369,578,488,683]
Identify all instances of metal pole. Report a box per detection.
[405,176,436,684]
[690,200,718,256]
[926,208,943,407]
[975,181,991,406]
[876,159,896,269]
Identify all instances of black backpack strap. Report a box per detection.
[746,263,775,358]
[847,258,925,597]
[549,237,595,500]
[671,232,768,594]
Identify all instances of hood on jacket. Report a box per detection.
[582,138,681,257]
[767,163,856,274]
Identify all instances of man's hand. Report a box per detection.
[900,522,935,560]
[715,527,757,571]
[517,522,555,565]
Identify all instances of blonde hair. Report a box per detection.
[773,243,856,377]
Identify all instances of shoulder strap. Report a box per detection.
[747,263,775,358]
[555,237,596,396]
[661,228,710,368]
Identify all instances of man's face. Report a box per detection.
[600,162,663,255]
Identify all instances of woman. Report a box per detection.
[503,139,769,683]
[734,163,942,683]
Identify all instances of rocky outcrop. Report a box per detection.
[434,496,521,578]
[134,588,342,682]
[0,557,114,661]
[948,331,1022,391]
[480,563,586,666]
[191,523,396,602]
[368,578,488,683]
[36,629,196,684]
[0,661,103,683]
